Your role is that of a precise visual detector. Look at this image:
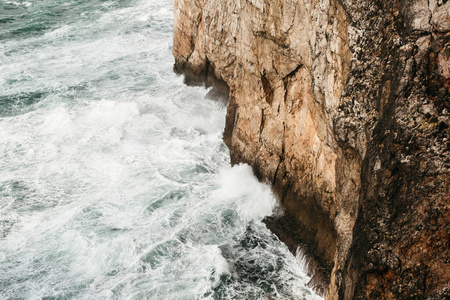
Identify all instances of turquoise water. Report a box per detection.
[0,0,321,299]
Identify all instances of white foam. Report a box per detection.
[215,164,277,221]
[209,245,234,288]
[43,25,73,38]
[5,1,31,7]
[296,247,311,276]
[38,107,73,135]
[78,100,140,128]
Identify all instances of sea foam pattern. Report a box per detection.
[0,0,321,299]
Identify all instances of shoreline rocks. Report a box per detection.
[173,0,450,298]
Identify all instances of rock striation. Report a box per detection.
[173,0,450,298]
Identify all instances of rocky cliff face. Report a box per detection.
[173,0,450,298]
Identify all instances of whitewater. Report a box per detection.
[0,0,321,299]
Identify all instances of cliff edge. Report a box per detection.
[173,0,450,298]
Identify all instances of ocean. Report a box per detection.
[0,0,321,299]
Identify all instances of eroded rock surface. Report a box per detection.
[173,0,450,298]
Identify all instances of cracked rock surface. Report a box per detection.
[173,0,450,298]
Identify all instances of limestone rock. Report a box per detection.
[173,0,450,298]
[432,2,450,33]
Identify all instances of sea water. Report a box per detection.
[0,0,322,299]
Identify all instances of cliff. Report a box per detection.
[172,0,450,299]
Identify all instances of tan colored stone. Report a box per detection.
[432,2,450,32]
[173,0,357,298]
[173,0,450,299]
